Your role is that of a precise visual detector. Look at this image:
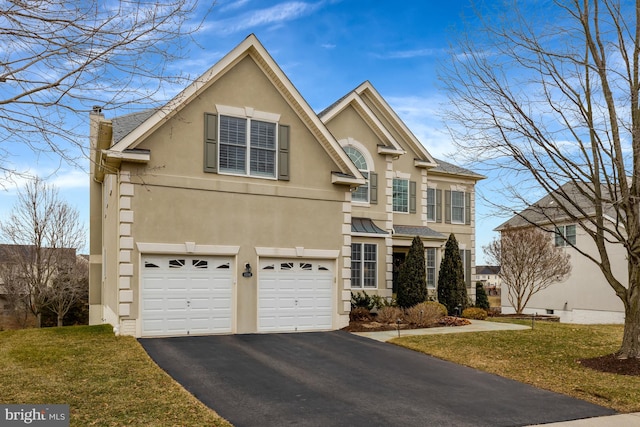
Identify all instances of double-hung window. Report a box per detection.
[204,107,289,180]
[351,243,377,288]
[427,188,436,221]
[555,225,576,247]
[219,115,277,178]
[451,190,465,223]
[426,248,436,288]
[393,179,409,213]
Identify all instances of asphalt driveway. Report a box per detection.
[139,331,615,427]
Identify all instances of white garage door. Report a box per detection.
[141,255,233,337]
[258,259,333,332]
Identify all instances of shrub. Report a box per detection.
[349,307,372,322]
[396,236,427,308]
[423,301,448,317]
[437,234,468,315]
[475,282,491,311]
[462,307,488,320]
[404,302,446,327]
[351,291,375,310]
[370,294,396,309]
[376,306,403,324]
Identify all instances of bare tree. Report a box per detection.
[0,0,207,177]
[46,257,88,327]
[0,260,32,328]
[484,227,571,314]
[442,0,640,358]
[0,178,85,327]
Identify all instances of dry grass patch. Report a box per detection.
[0,325,231,426]
[392,321,640,413]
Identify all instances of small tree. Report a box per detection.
[396,236,427,308]
[0,178,85,327]
[46,258,88,327]
[0,261,32,327]
[438,234,467,315]
[485,227,571,314]
[475,282,490,311]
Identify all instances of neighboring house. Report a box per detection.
[89,34,483,338]
[496,183,625,324]
[474,265,501,295]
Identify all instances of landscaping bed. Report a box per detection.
[343,312,472,332]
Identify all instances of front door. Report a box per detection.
[392,252,406,294]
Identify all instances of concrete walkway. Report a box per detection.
[351,318,530,342]
[353,320,640,427]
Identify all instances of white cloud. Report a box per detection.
[387,95,458,161]
[208,1,323,34]
[218,0,251,13]
[373,48,443,60]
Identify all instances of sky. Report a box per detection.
[0,0,507,261]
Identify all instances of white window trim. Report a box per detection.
[555,224,577,247]
[340,139,374,206]
[393,178,409,213]
[351,242,377,289]
[426,247,437,289]
[426,187,436,222]
[216,105,280,180]
[451,190,465,224]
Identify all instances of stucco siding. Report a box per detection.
[501,223,626,323]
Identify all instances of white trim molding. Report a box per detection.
[215,104,281,122]
[255,247,340,259]
[136,242,240,255]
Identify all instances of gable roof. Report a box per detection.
[476,265,500,275]
[496,181,618,230]
[320,81,438,167]
[105,34,364,184]
[431,158,485,180]
[112,109,157,144]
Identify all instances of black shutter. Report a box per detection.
[436,189,442,223]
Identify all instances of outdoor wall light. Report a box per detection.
[243,263,253,278]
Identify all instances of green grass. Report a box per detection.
[0,325,231,426]
[391,321,640,413]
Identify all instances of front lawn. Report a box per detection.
[392,321,640,413]
[0,325,231,426]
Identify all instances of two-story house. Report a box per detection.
[319,83,483,301]
[89,34,482,337]
[496,182,626,323]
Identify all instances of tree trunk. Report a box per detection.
[618,266,640,359]
[57,315,63,327]
[35,312,42,328]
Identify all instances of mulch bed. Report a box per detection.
[578,354,640,376]
[342,316,471,333]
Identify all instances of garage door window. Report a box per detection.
[351,243,377,289]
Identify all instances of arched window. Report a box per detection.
[343,146,370,203]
